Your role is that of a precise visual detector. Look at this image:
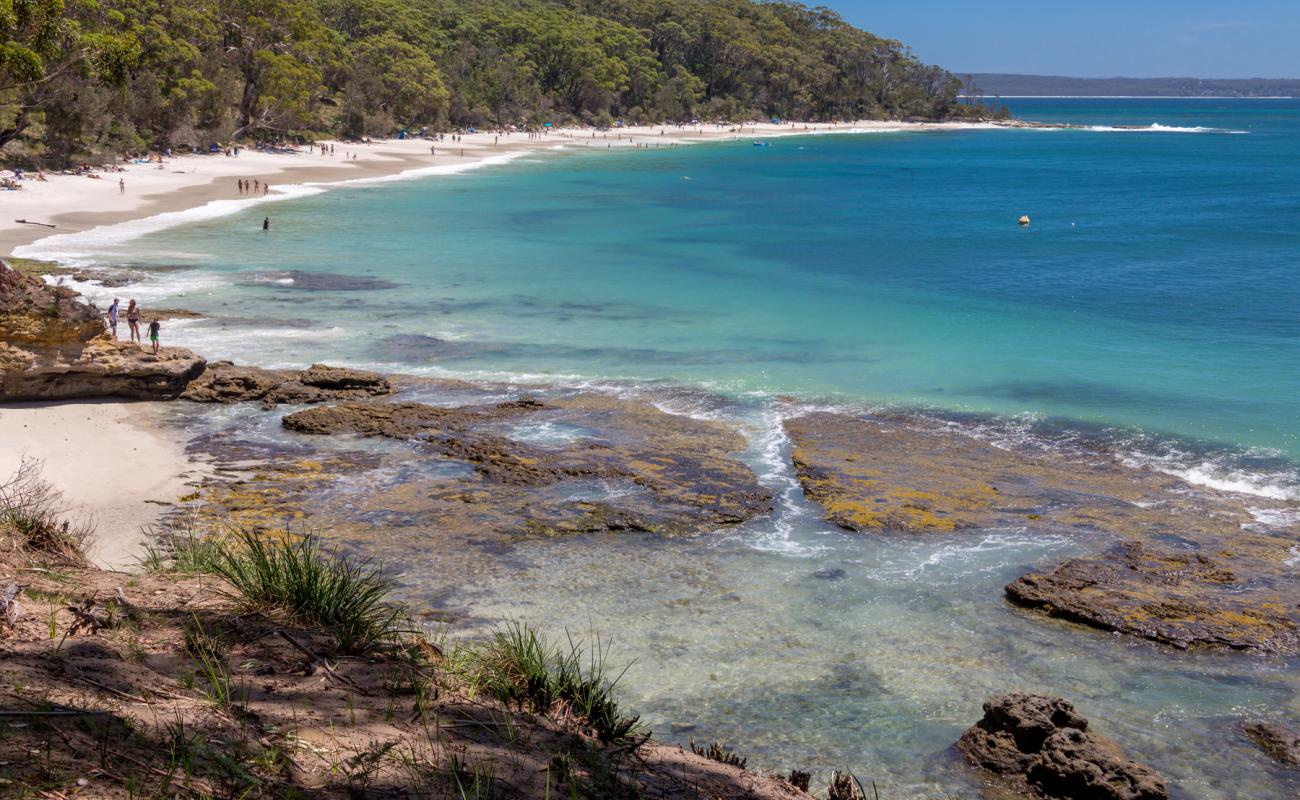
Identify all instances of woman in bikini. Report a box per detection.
[126,299,141,344]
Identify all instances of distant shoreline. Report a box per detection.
[965,94,1295,99]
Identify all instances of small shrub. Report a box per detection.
[450,753,496,799]
[0,457,91,563]
[185,617,237,708]
[471,621,555,711]
[787,769,811,791]
[140,524,223,574]
[210,527,406,653]
[689,738,746,769]
[827,770,873,800]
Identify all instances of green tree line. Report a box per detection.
[1,0,998,166]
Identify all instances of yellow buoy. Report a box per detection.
[1018,215,1031,226]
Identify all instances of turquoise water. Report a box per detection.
[36,100,1300,475]
[29,99,1300,797]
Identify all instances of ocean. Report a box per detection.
[20,99,1300,797]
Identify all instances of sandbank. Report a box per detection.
[0,400,207,570]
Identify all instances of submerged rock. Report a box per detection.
[956,692,1167,800]
[181,361,392,407]
[242,270,399,291]
[812,568,847,580]
[1243,721,1300,768]
[1006,541,1299,654]
[273,394,772,537]
[0,264,206,400]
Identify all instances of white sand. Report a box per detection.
[0,401,207,570]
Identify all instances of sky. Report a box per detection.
[829,1,1300,78]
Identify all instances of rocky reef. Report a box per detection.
[784,410,1300,654]
[275,394,773,538]
[956,692,1167,800]
[0,265,397,404]
[181,361,393,407]
[0,263,205,400]
[1006,541,1299,653]
[1244,721,1300,768]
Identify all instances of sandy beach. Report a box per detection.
[0,119,992,255]
[0,400,207,570]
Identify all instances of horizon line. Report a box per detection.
[959,72,1300,82]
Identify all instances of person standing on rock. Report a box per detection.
[126,299,141,344]
[107,298,120,339]
[147,319,161,354]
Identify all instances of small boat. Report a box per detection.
[752,140,770,147]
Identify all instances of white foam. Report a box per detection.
[873,531,1073,584]
[174,321,347,344]
[1084,123,1248,134]
[1156,462,1299,501]
[1286,547,1300,568]
[1246,506,1300,528]
[13,151,537,266]
[13,183,328,264]
[740,405,823,557]
[510,420,591,447]
[44,271,227,306]
[321,149,532,187]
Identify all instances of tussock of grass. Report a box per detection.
[690,738,747,769]
[140,524,224,574]
[827,769,874,800]
[462,621,646,747]
[210,527,407,653]
[0,457,91,564]
[184,617,242,709]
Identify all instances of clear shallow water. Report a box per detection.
[31,101,1300,471]
[36,99,1300,796]
[161,390,1300,799]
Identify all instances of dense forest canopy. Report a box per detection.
[0,0,996,166]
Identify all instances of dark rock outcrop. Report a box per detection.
[1006,541,1299,654]
[181,361,392,407]
[1,263,206,400]
[957,692,1167,800]
[1244,721,1300,768]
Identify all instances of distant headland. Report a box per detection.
[964,73,1300,98]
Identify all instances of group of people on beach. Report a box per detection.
[237,178,269,195]
[106,298,161,354]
